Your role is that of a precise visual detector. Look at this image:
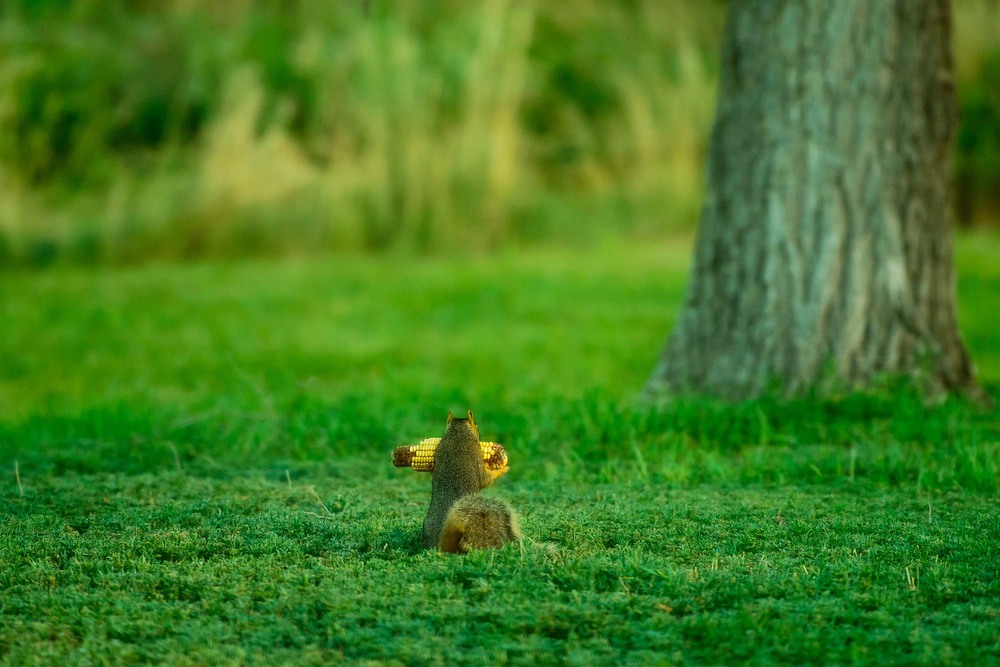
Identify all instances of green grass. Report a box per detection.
[3,474,998,665]
[2,235,1000,664]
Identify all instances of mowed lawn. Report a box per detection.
[2,235,999,665]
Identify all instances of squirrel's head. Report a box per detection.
[446,410,480,439]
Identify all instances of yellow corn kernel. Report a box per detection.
[392,439,508,472]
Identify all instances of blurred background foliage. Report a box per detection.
[0,0,997,266]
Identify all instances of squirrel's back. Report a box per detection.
[420,414,486,548]
[439,495,521,554]
[419,411,520,552]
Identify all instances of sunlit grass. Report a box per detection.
[2,234,997,485]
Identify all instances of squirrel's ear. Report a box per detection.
[467,410,475,423]
[447,410,454,422]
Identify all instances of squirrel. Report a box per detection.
[418,411,521,553]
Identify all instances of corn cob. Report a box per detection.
[392,438,508,472]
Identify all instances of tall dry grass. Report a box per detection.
[0,0,995,265]
[0,0,724,263]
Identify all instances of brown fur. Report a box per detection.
[438,495,522,554]
[419,411,520,552]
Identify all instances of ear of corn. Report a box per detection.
[392,438,441,471]
[480,442,508,471]
[392,439,508,472]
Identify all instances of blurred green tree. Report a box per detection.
[645,0,983,401]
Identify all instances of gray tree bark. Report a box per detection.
[645,0,981,400]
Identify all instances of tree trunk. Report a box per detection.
[645,0,981,400]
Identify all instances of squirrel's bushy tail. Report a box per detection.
[438,495,521,554]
